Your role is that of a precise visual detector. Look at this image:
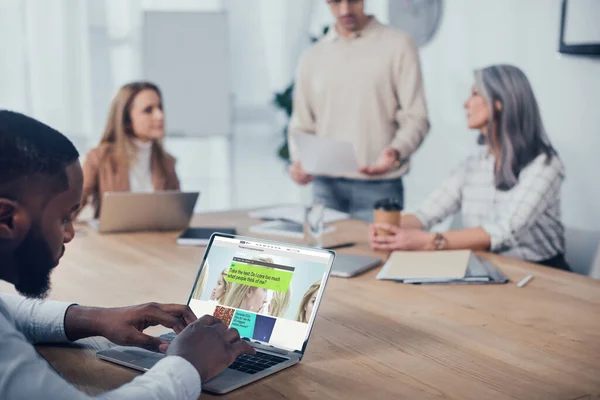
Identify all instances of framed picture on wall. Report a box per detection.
[559,0,600,56]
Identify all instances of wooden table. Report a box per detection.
[5,210,599,399]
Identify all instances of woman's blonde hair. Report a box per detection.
[269,288,291,318]
[191,261,210,300]
[222,283,261,311]
[296,281,321,323]
[251,255,290,315]
[215,268,230,303]
[99,81,171,175]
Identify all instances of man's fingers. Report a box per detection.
[291,167,312,185]
[212,322,228,333]
[369,165,387,175]
[230,339,256,359]
[193,316,227,331]
[144,306,187,332]
[223,328,241,344]
[129,331,163,352]
[298,164,310,176]
[158,342,169,354]
[158,304,197,325]
[197,315,222,326]
[361,166,386,176]
[297,175,313,186]
[298,167,313,182]
[361,167,374,175]
[291,162,312,181]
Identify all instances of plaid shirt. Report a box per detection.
[413,148,565,262]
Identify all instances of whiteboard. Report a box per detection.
[143,11,232,137]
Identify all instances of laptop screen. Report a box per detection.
[188,235,334,352]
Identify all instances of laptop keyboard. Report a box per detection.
[229,352,288,374]
[159,332,288,374]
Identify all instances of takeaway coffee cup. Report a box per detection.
[373,198,402,236]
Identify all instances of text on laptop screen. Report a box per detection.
[188,236,331,352]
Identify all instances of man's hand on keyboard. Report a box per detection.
[166,315,256,382]
[65,302,197,353]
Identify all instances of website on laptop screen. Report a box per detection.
[188,236,332,352]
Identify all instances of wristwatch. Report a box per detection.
[433,233,448,250]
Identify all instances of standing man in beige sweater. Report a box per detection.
[288,0,430,221]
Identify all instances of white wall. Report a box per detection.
[404,0,600,230]
[226,0,389,111]
[223,0,314,111]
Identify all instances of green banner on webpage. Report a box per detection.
[226,262,293,292]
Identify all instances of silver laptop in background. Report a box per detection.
[330,253,382,278]
[92,191,199,233]
[97,233,336,394]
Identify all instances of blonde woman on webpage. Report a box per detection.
[210,267,230,303]
[296,281,320,323]
[221,284,267,313]
[268,289,292,319]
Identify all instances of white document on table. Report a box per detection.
[249,220,336,239]
[291,131,360,175]
[248,205,349,225]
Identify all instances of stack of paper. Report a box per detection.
[376,250,509,285]
[377,250,471,282]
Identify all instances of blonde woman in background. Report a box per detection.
[77,81,180,217]
[296,281,320,323]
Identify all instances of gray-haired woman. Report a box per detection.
[369,64,569,271]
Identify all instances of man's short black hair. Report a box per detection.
[0,110,79,199]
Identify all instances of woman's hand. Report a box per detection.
[369,223,435,251]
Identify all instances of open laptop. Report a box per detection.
[97,233,335,394]
[91,191,199,233]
